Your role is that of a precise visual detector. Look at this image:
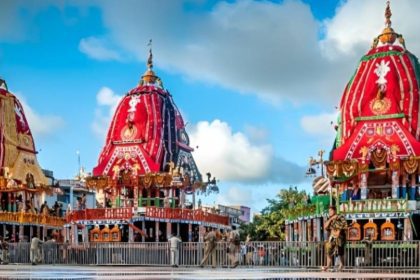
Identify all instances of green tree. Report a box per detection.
[240,186,309,241]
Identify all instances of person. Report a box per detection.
[30,235,43,265]
[80,194,87,210]
[134,232,142,242]
[57,203,63,217]
[362,235,373,266]
[258,245,265,265]
[350,185,361,201]
[44,236,57,264]
[40,201,49,215]
[200,228,217,268]
[66,203,72,216]
[158,230,165,242]
[105,197,112,208]
[0,236,9,264]
[25,200,35,214]
[228,230,240,268]
[168,234,182,267]
[192,228,199,242]
[76,197,82,210]
[322,206,348,271]
[52,201,60,216]
[163,196,170,208]
[61,240,69,264]
[245,235,254,265]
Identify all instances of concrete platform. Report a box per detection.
[0,265,419,279]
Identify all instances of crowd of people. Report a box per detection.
[167,228,241,269]
[0,193,65,218]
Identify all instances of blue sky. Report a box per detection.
[1,0,420,213]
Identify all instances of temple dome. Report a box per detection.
[0,78,48,187]
[333,2,420,160]
[93,49,201,182]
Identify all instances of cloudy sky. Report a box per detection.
[1,0,420,213]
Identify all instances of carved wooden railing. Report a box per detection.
[0,211,66,227]
[67,207,229,226]
[66,208,133,223]
[145,207,229,226]
[339,198,408,213]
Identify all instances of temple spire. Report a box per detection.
[139,39,163,88]
[0,77,7,91]
[372,0,403,47]
[385,0,392,28]
[147,39,153,70]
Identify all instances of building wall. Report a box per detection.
[229,205,251,224]
[57,179,96,212]
[239,206,251,224]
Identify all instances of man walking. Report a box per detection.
[168,234,182,267]
[30,235,43,265]
[44,236,57,264]
[228,230,240,268]
[200,228,218,268]
[322,206,348,271]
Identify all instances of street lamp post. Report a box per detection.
[306,150,334,206]
[305,150,325,177]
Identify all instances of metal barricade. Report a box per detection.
[5,240,419,268]
[345,240,420,268]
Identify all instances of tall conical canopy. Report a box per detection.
[333,1,420,161]
[93,49,201,183]
[0,79,48,187]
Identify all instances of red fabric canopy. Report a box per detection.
[93,84,201,182]
[333,44,420,160]
[333,119,420,160]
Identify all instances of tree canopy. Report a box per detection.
[239,186,310,241]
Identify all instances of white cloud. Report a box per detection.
[15,93,64,138]
[300,111,338,148]
[189,120,271,182]
[83,0,420,107]
[215,186,254,207]
[244,125,268,144]
[79,36,122,61]
[95,0,340,105]
[92,87,122,139]
[4,1,420,108]
[301,112,338,137]
[320,0,420,60]
[96,86,121,107]
[188,119,305,184]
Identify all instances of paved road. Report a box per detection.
[0,265,419,279]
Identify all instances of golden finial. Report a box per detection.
[147,39,153,70]
[378,0,396,45]
[140,39,158,85]
[385,1,392,28]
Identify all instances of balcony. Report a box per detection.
[66,208,133,223]
[339,199,408,214]
[0,212,66,227]
[145,207,229,225]
[67,207,229,226]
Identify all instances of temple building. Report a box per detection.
[0,78,65,242]
[65,47,229,243]
[286,2,420,242]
